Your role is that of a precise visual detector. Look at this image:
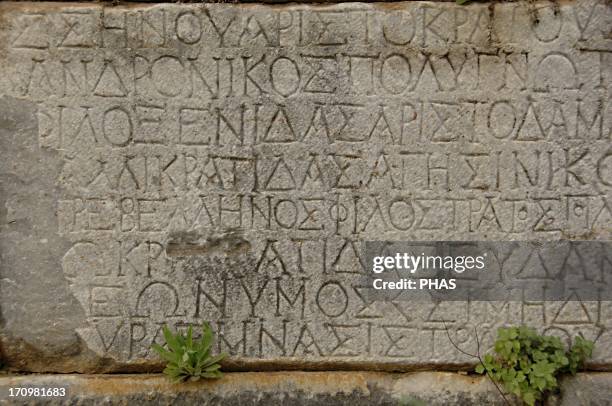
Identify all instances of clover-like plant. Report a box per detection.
[476,327,594,405]
[152,323,227,382]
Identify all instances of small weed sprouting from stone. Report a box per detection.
[475,327,594,406]
[152,323,227,383]
[446,325,594,405]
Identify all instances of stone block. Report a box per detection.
[0,0,610,372]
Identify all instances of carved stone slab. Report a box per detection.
[0,0,610,372]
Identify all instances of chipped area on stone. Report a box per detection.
[0,0,611,372]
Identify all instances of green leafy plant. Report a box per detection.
[152,323,227,382]
[475,327,594,405]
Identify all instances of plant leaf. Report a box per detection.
[163,326,183,354]
[200,323,213,354]
[152,344,180,364]
[202,352,228,368]
[187,326,193,350]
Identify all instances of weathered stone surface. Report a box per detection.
[0,0,611,372]
[1,372,611,405]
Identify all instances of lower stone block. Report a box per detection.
[1,372,611,405]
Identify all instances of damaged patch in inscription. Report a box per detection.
[166,231,250,257]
